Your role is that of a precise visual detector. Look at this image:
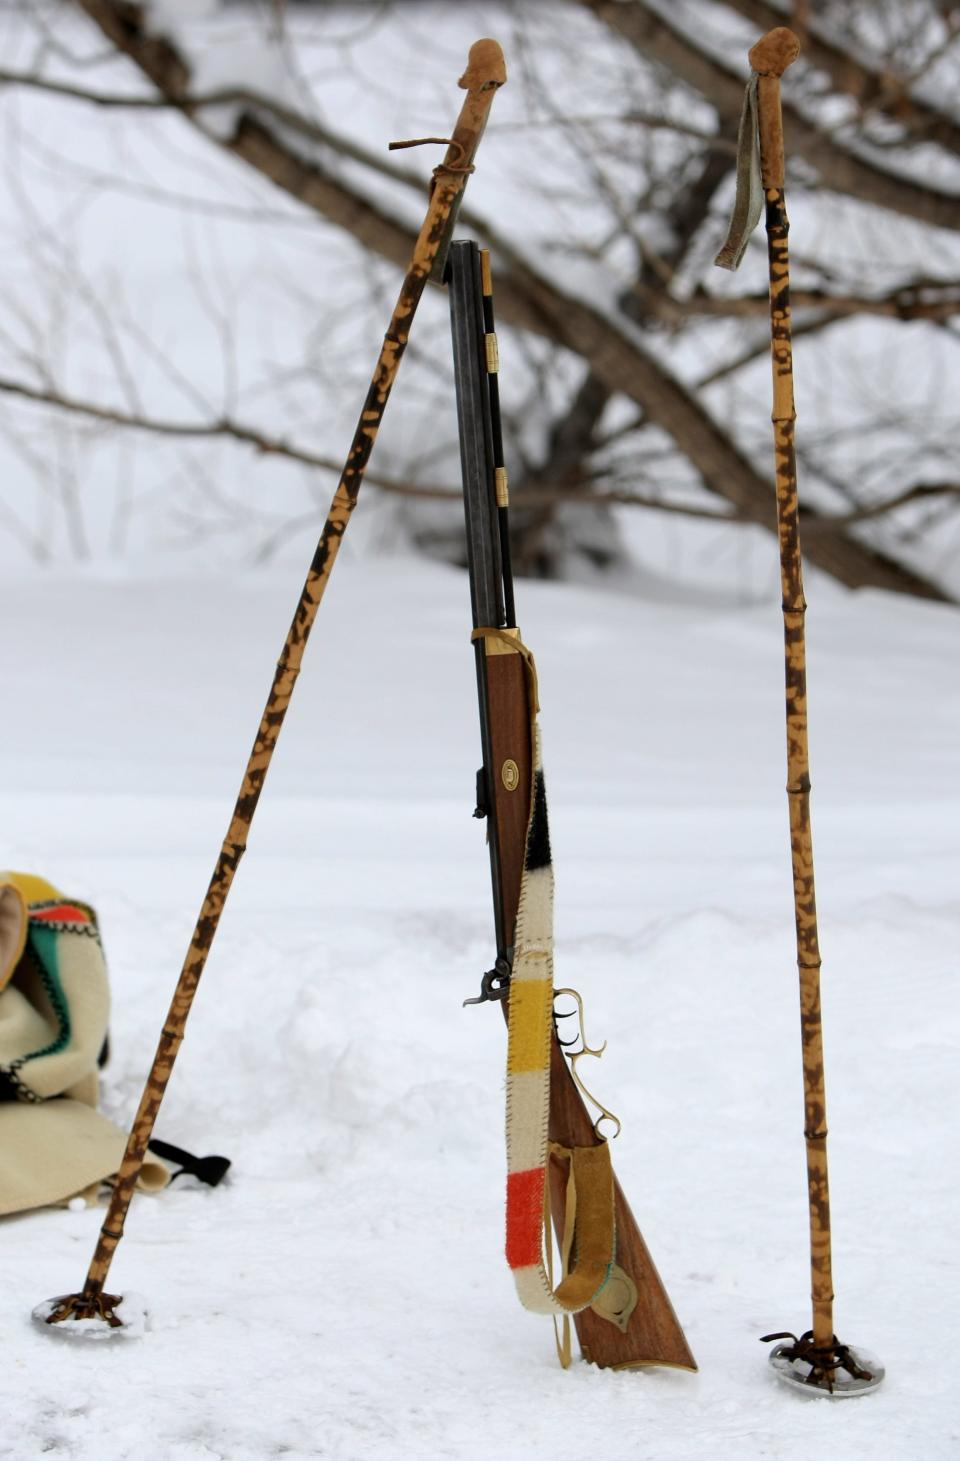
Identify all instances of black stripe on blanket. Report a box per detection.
[524,771,552,873]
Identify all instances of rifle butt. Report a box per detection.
[548,1035,696,1371]
[484,648,694,1370]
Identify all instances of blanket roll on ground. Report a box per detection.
[0,872,168,1215]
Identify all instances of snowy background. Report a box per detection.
[0,2,959,1458]
[2,551,958,1459]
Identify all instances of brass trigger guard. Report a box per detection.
[553,987,622,1141]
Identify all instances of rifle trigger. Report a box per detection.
[473,767,488,819]
[463,957,511,1007]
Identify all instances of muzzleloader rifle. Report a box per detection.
[447,240,695,1372]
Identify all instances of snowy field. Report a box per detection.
[1,547,958,1459]
[0,0,957,1455]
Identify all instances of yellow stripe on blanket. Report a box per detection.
[507,977,553,1075]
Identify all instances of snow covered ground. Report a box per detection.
[1,548,957,1459]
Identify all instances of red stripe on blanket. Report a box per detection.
[506,1167,545,1270]
[30,903,91,925]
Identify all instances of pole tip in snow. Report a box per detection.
[32,1291,147,1341]
[748,28,800,77]
[764,1332,884,1396]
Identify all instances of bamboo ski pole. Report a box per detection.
[716,28,882,1396]
[38,38,506,1333]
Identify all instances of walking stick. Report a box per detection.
[715,28,883,1396]
[35,38,506,1336]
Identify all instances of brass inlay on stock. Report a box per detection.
[590,1265,639,1333]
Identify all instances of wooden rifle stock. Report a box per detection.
[448,241,694,1371]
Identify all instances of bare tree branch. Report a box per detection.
[581,0,960,235]
[0,371,408,490]
[62,0,954,602]
[1,370,954,533]
[675,281,960,323]
[724,0,960,160]
[0,65,429,194]
[0,70,745,160]
[492,108,738,151]
[802,480,960,533]
[504,137,739,571]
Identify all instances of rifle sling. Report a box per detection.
[470,627,540,711]
[486,629,616,1319]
